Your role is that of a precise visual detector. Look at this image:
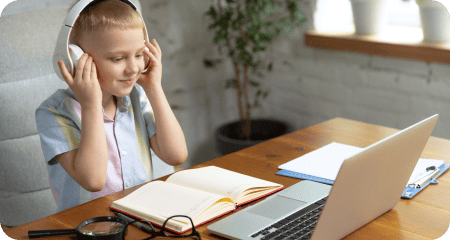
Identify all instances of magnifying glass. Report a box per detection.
[28,216,128,240]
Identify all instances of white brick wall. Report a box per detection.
[370,56,429,77]
[262,1,450,139]
[253,2,446,141]
[266,43,450,141]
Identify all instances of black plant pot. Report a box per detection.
[215,118,290,156]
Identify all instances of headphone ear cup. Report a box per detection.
[68,44,85,77]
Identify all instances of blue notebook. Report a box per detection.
[276,169,335,185]
[277,163,450,199]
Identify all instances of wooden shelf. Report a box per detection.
[304,27,450,65]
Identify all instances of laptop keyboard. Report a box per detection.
[250,196,328,240]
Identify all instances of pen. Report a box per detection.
[415,167,440,188]
[113,211,154,234]
[409,166,440,188]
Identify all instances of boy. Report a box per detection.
[35,0,187,212]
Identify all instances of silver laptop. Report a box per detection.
[208,114,438,240]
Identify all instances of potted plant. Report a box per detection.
[205,0,306,155]
[416,0,450,42]
[349,0,389,35]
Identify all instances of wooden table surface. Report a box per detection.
[4,117,450,239]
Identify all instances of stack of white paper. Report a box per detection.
[278,142,362,181]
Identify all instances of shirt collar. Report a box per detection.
[116,95,131,113]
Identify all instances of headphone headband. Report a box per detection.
[53,0,148,81]
[64,0,138,28]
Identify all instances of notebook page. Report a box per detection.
[111,181,231,219]
[278,142,363,181]
[166,166,281,202]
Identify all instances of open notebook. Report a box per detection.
[110,166,284,234]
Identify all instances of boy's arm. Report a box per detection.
[56,104,107,192]
[147,86,188,166]
[139,39,188,166]
[56,53,108,192]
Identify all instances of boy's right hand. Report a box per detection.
[58,53,102,109]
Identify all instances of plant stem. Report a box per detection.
[232,59,245,139]
[239,1,251,140]
[219,0,246,140]
[243,62,251,140]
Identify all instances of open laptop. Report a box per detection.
[208,114,438,240]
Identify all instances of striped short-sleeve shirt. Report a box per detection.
[36,84,174,212]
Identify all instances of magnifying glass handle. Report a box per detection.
[28,229,77,238]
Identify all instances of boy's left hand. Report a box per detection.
[138,39,162,89]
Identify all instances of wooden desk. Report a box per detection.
[5,118,450,239]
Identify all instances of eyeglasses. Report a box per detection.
[126,215,201,240]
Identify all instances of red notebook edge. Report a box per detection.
[109,206,235,235]
[109,207,186,235]
[109,185,285,235]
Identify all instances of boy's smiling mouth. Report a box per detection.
[120,79,134,84]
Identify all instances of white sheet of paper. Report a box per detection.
[407,158,444,186]
[278,142,363,181]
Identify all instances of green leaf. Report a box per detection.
[206,6,217,20]
[287,0,297,13]
[249,80,260,87]
[262,5,271,15]
[280,17,289,25]
[229,49,235,58]
[283,61,292,67]
[225,79,237,89]
[273,5,282,13]
[236,37,246,49]
[212,29,228,44]
[284,25,294,35]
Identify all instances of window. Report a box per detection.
[306,0,450,65]
[314,0,354,33]
[388,0,420,28]
[314,0,421,33]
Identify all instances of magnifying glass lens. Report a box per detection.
[79,221,125,236]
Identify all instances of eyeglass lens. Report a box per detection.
[79,221,125,236]
[161,216,200,239]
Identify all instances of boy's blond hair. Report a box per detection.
[69,0,145,47]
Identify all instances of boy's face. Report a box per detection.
[80,27,146,100]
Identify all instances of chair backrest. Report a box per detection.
[0,0,144,227]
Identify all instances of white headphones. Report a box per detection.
[53,0,149,81]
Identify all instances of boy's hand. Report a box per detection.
[58,53,102,109]
[138,39,162,90]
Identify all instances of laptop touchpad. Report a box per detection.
[246,195,307,220]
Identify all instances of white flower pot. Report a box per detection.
[416,0,450,42]
[350,0,389,35]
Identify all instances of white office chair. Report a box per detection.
[0,0,145,227]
